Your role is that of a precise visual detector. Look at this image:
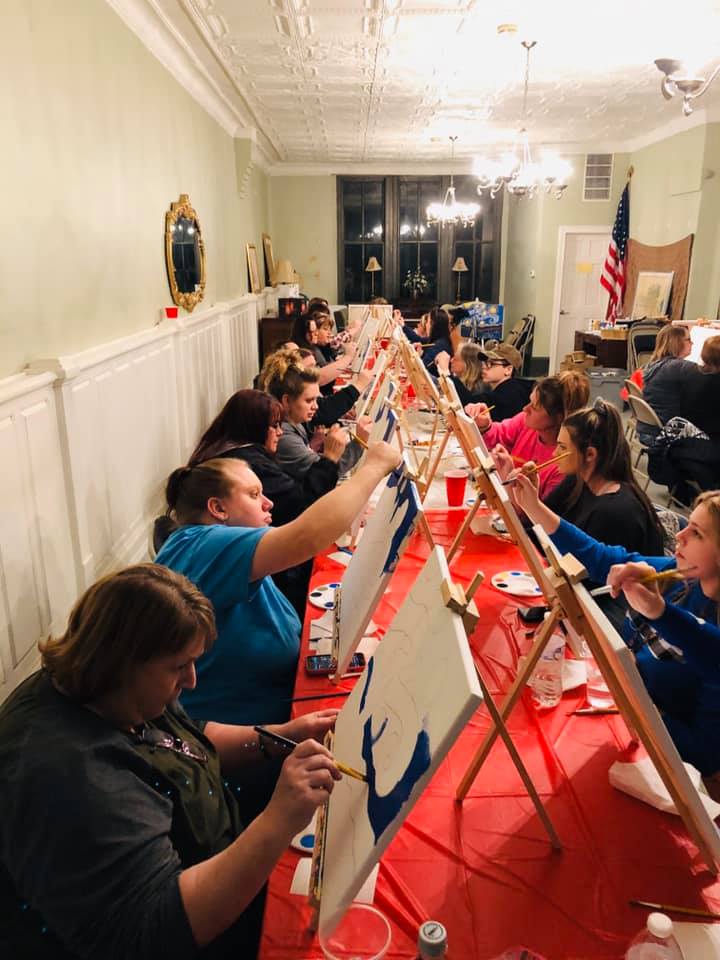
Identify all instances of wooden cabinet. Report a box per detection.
[573,330,627,370]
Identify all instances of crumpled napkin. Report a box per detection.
[609,755,720,820]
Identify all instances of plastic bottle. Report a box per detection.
[528,618,565,710]
[625,912,684,959]
[416,920,448,958]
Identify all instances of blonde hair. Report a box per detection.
[457,342,486,392]
[40,564,216,702]
[261,350,320,402]
[649,325,689,364]
[694,490,720,552]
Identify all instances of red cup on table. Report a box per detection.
[445,470,467,508]
[406,382,416,400]
[164,306,179,320]
[380,337,390,350]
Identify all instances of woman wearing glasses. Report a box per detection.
[0,564,341,958]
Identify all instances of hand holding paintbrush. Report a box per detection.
[501,450,571,485]
[599,562,698,618]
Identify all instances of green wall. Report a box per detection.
[269,176,338,302]
[1,0,268,377]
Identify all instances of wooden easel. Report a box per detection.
[456,527,720,874]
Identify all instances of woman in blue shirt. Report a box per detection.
[155,442,399,728]
[514,478,720,775]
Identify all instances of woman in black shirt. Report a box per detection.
[545,399,665,557]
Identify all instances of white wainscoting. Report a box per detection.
[0,374,78,703]
[1,296,260,702]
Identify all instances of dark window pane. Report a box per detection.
[481,205,496,242]
[363,182,384,241]
[419,180,440,242]
[344,245,364,302]
[399,244,418,296]
[399,181,418,239]
[477,244,495,302]
[343,182,363,241]
[418,245,438,302]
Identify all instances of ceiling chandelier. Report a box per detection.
[473,40,572,200]
[426,136,481,227]
[654,58,720,116]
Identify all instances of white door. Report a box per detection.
[553,232,611,369]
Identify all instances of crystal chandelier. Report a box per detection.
[474,41,572,200]
[654,58,720,116]
[426,136,481,227]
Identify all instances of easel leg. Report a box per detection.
[456,606,562,801]
[447,496,482,563]
[422,431,450,501]
[471,663,562,851]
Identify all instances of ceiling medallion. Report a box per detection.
[473,40,572,200]
[426,136,481,228]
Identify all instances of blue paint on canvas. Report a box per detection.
[361,714,432,843]
[381,470,420,574]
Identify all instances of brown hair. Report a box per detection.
[701,335,720,372]
[649,324,689,363]
[535,369,590,422]
[165,458,243,525]
[457,342,486,392]
[40,564,216,702]
[562,401,663,537]
[262,350,320,402]
[189,389,283,464]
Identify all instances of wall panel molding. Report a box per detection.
[1,297,260,701]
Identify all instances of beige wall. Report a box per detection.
[1,0,268,378]
[269,176,338,302]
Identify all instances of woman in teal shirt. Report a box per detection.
[155,443,399,727]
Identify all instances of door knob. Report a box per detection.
[559,309,568,315]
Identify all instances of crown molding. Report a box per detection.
[105,0,280,163]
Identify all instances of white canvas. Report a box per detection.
[318,547,483,936]
[355,353,388,420]
[334,466,421,676]
[351,314,382,374]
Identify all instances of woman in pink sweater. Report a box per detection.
[466,370,590,499]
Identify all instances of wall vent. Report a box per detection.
[583,154,613,201]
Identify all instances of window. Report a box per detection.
[338,176,502,308]
[583,154,613,201]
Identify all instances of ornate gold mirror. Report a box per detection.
[165,194,206,312]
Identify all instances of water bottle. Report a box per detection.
[416,920,448,958]
[528,618,565,710]
[625,913,684,959]
[585,653,615,709]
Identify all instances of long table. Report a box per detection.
[259,510,720,960]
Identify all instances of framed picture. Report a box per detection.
[631,271,673,319]
[245,243,261,294]
[262,233,276,286]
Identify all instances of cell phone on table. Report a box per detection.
[304,653,366,676]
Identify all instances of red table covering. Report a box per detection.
[259,511,720,960]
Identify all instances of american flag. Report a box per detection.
[600,183,630,321]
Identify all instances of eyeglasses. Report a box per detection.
[270,421,283,430]
[487,360,510,367]
[135,724,208,763]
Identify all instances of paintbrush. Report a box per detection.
[590,568,697,598]
[254,726,367,782]
[630,899,720,921]
[502,451,571,485]
[351,433,368,450]
[288,691,353,703]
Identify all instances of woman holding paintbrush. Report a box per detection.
[466,369,590,499]
[513,477,720,776]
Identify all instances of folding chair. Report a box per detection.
[623,378,643,442]
[627,321,665,372]
[627,394,663,489]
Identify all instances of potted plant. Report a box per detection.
[403,267,430,300]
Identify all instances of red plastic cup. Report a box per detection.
[164,306,179,319]
[406,382,416,400]
[380,337,390,350]
[365,355,375,370]
[445,470,467,508]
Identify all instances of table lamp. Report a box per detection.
[452,257,468,302]
[365,256,382,298]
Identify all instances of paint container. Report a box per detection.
[444,470,467,508]
[319,903,391,960]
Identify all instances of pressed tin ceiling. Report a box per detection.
[119,0,720,166]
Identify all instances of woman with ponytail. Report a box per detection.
[155,441,400,730]
[513,479,720,776]
[544,399,664,555]
[466,369,590,499]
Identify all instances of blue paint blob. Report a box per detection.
[361,715,432,843]
[382,473,420,574]
[300,834,315,849]
[511,571,522,577]
[359,656,374,713]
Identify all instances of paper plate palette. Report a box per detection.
[290,810,318,855]
[491,570,542,598]
[308,582,341,610]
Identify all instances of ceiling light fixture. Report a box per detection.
[654,58,720,116]
[426,136,481,228]
[473,40,571,200]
